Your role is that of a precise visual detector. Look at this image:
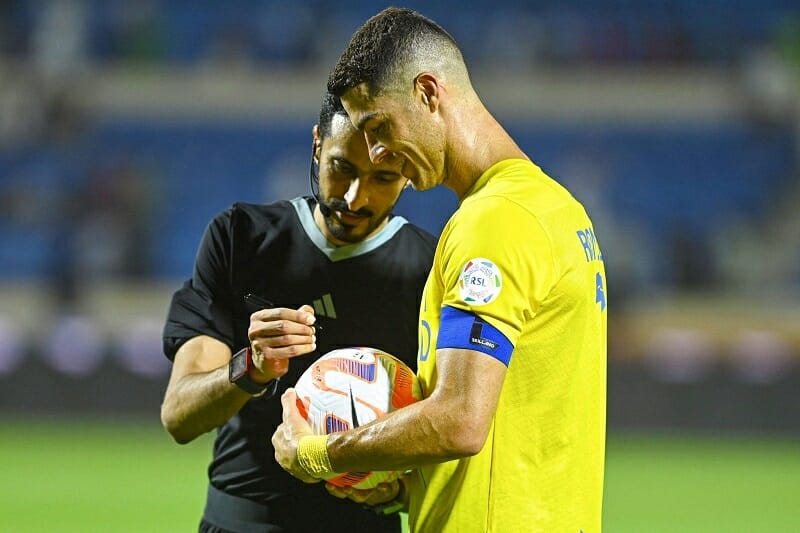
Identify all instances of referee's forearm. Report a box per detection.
[161,367,250,444]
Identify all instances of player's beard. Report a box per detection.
[321,197,393,244]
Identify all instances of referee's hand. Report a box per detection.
[248,304,317,381]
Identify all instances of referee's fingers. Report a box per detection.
[254,342,316,361]
[255,333,316,349]
[251,306,316,325]
[248,317,315,341]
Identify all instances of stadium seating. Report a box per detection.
[1,120,793,284]
[3,1,798,67]
[0,0,798,435]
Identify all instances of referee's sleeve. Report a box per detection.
[162,210,236,361]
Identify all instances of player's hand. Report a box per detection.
[248,304,317,380]
[325,479,401,507]
[272,388,322,484]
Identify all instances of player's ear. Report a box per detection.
[414,73,440,112]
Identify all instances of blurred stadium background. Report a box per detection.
[1,1,799,531]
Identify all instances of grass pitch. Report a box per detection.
[1,417,798,532]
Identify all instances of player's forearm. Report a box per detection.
[161,367,250,444]
[326,395,479,473]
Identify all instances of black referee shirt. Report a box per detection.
[163,196,435,505]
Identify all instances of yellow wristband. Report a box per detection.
[297,435,333,477]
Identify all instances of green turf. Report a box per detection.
[1,417,212,532]
[1,418,798,532]
[603,432,800,532]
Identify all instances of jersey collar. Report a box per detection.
[291,197,408,262]
[462,158,535,202]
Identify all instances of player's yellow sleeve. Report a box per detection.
[437,195,556,356]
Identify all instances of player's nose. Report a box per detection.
[364,133,392,165]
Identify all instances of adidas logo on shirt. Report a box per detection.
[312,293,337,319]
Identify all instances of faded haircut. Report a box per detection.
[327,7,463,99]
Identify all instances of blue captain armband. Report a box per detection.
[437,306,514,366]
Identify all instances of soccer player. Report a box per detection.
[160,92,436,533]
[273,8,607,532]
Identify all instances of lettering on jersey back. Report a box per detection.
[576,228,607,312]
[576,228,603,263]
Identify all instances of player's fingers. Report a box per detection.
[271,420,320,484]
[346,488,371,504]
[271,423,284,450]
[280,388,298,423]
[324,484,368,504]
[342,481,396,506]
[325,483,349,499]
[362,480,400,506]
[323,480,399,505]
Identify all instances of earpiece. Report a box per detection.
[309,140,331,217]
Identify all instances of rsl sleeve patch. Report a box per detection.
[437,306,513,366]
[458,258,502,306]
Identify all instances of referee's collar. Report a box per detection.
[290,197,408,262]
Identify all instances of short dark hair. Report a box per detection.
[327,7,460,98]
[318,91,347,139]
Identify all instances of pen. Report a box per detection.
[243,293,323,331]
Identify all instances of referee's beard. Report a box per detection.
[321,197,394,244]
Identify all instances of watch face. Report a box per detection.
[230,349,249,380]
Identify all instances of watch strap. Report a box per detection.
[236,372,279,397]
[229,347,280,397]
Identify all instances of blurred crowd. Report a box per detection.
[0,1,798,287]
[2,0,799,70]
[0,0,800,420]
[0,1,799,384]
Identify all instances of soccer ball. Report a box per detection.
[293,346,422,489]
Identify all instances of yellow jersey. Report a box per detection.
[409,159,607,532]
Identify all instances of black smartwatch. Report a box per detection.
[229,347,279,397]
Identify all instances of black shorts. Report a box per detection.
[199,484,400,533]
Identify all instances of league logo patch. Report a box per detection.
[458,258,502,306]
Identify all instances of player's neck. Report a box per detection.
[444,110,528,201]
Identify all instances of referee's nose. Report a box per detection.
[344,177,369,213]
